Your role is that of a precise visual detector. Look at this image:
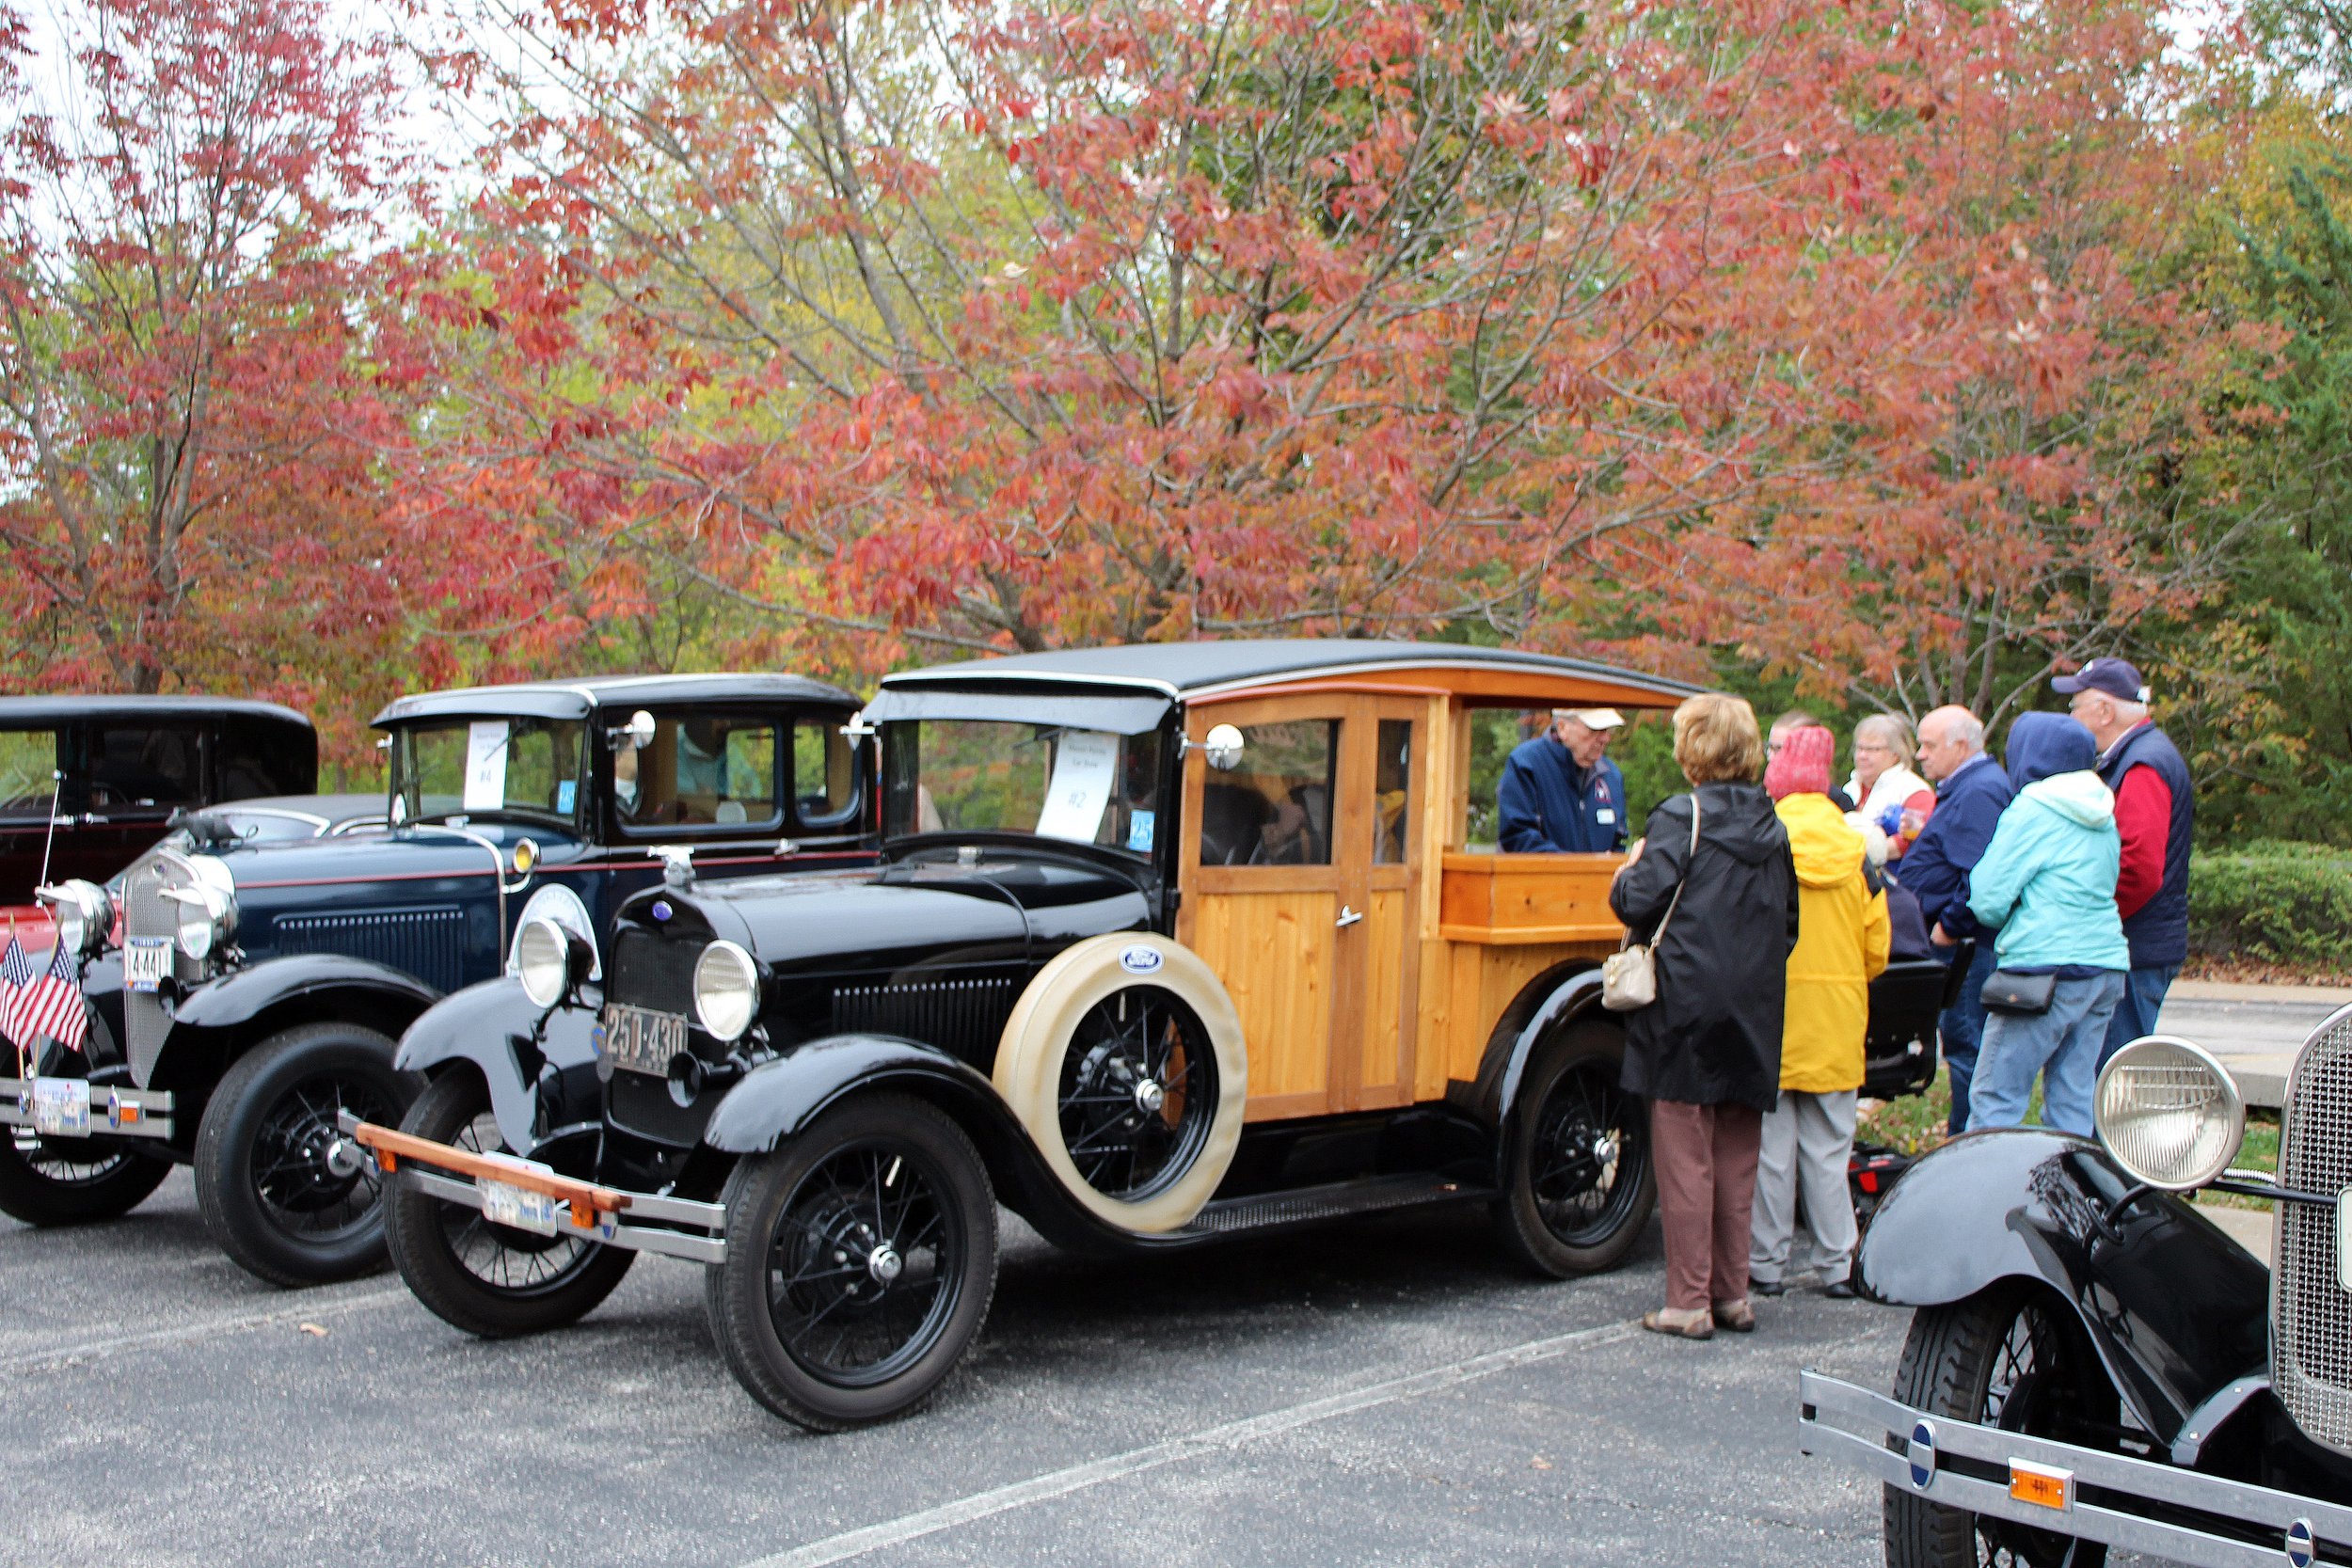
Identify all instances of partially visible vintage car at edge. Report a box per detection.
[1801,1019,2352,1568]
[354,640,1708,1431]
[0,694,319,910]
[0,673,871,1288]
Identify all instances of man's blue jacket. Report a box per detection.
[1497,737,1629,853]
[1892,750,2014,940]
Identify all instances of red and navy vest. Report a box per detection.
[2095,723,2193,968]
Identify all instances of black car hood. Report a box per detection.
[663,852,1151,980]
[185,819,578,890]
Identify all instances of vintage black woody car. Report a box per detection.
[1802,1020,2352,1568]
[356,641,1702,1430]
[0,673,868,1288]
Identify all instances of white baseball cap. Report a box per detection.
[1551,707,1626,730]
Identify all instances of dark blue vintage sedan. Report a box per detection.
[0,673,871,1285]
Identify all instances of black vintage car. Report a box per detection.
[1802,1022,2352,1567]
[358,641,1704,1430]
[0,673,870,1288]
[0,695,317,907]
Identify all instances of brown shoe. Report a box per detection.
[1712,1298,1756,1334]
[1641,1307,1715,1340]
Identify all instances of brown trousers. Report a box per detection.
[1650,1098,1764,1311]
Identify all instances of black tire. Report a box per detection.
[193,1022,420,1287]
[383,1069,636,1338]
[1493,1021,1657,1278]
[0,1121,171,1227]
[1884,1286,2118,1568]
[706,1093,997,1433]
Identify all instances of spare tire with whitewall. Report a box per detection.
[992,933,1248,1235]
[193,1022,421,1287]
[1493,1019,1656,1278]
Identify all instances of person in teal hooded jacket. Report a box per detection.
[1962,712,2129,1136]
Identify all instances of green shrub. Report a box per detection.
[2188,841,2352,969]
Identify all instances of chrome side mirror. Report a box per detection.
[1201,723,1244,771]
[619,709,657,751]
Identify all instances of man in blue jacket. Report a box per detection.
[1498,708,1629,853]
[1891,705,2015,1134]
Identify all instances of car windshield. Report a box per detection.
[389,717,585,828]
[883,720,1163,856]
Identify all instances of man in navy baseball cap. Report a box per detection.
[2051,657,2192,1066]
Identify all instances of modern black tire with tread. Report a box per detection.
[706,1093,997,1433]
[383,1069,635,1338]
[1494,1021,1656,1278]
[193,1022,418,1287]
[1884,1285,2116,1568]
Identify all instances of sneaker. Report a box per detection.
[1752,1277,1786,1298]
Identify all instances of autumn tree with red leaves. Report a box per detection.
[0,0,438,761]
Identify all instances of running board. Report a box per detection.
[1178,1173,1491,1238]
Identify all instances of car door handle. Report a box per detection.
[1336,905,1363,927]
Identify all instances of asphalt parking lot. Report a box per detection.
[5,1172,2181,1568]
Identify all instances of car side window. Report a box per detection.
[88,724,203,811]
[791,718,858,829]
[1196,720,1336,866]
[0,729,58,819]
[617,715,781,833]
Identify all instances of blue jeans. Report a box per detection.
[2097,961,2181,1069]
[1939,942,1999,1135]
[1966,970,2127,1137]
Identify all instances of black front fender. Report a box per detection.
[396,976,604,1158]
[1858,1128,2269,1449]
[172,954,440,1034]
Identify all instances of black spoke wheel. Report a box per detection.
[194,1022,421,1287]
[1494,1021,1656,1277]
[384,1069,634,1338]
[1055,985,1216,1201]
[707,1093,996,1432]
[0,1114,171,1227]
[1885,1285,2118,1568]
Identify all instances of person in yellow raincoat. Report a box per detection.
[1748,723,1889,1304]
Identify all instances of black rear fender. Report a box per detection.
[1858,1128,2270,1448]
[1451,960,1611,1184]
[395,976,605,1158]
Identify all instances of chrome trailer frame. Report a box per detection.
[1800,1370,2352,1568]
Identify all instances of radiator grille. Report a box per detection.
[120,852,199,1085]
[272,908,469,995]
[2274,1003,2352,1454]
[832,976,1019,1064]
[611,927,697,1019]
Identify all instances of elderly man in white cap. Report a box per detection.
[1498,707,1629,853]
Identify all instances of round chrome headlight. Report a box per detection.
[169,879,236,961]
[693,940,758,1042]
[516,917,572,1009]
[40,879,112,958]
[2095,1035,2245,1191]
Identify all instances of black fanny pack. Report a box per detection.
[1980,968,2058,1016]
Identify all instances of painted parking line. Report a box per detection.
[739,1316,1642,1568]
[0,1285,412,1373]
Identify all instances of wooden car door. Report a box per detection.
[1176,692,1423,1119]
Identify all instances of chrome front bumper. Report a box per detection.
[1800,1370,2352,1568]
[0,1076,175,1140]
[342,1114,727,1265]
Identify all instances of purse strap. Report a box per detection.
[1642,793,1704,950]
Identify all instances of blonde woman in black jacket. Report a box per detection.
[1609,693,1800,1339]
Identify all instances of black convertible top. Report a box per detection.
[878,639,1697,699]
[0,694,311,730]
[373,673,861,728]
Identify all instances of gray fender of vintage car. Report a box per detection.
[1855,1127,2271,1461]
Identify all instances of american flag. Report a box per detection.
[14,940,87,1053]
[0,934,35,1048]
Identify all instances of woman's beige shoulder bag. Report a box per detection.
[1600,794,1701,1012]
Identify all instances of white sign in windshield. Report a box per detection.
[463,721,511,812]
[1034,730,1118,843]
